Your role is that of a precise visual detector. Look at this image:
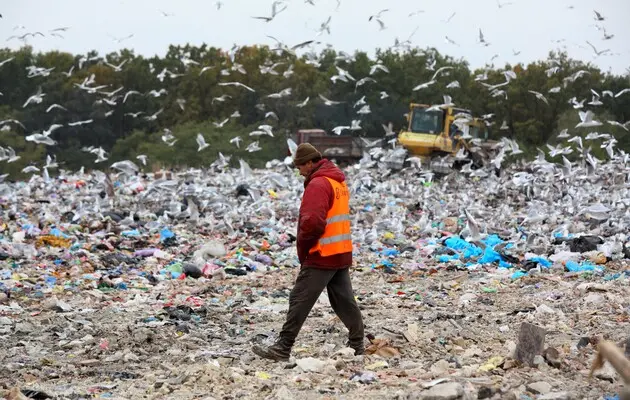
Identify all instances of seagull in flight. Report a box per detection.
[497,0,513,8]
[213,118,230,128]
[23,87,45,108]
[442,12,456,23]
[296,97,310,108]
[229,136,243,148]
[318,94,344,106]
[528,90,549,105]
[218,81,255,92]
[585,40,610,56]
[196,133,210,151]
[368,9,388,21]
[46,104,67,113]
[252,1,287,22]
[593,10,605,21]
[575,110,602,128]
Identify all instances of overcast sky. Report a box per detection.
[2,0,629,74]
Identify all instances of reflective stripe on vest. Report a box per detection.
[308,177,353,257]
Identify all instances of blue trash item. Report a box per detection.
[499,260,513,269]
[160,228,175,242]
[381,248,399,257]
[603,395,619,400]
[444,237,482,259]
[482,234,503,247]
[479,247,503,264]
[50,228,71,238]
[511,270,527,279]
[122,229,140,237]
[380,259,394,267]
[529,256,552,268]
[565,260,604,273]
[44,276,57,286]
[438,254,460,263]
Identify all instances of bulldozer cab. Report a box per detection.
[398,103,493,172]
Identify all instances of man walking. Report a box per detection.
[252,143,365,361]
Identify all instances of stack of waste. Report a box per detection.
[0,151,629,399]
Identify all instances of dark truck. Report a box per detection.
[291,129,365,163]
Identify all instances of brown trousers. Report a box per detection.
[278,267,364,348]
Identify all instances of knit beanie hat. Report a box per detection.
[293,143,322,166]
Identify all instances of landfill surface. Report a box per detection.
[1,152,629,400]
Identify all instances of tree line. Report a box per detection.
[0,43,628,177]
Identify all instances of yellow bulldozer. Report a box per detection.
[397,103,499,173]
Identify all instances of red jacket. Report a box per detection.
[297,159,353,269]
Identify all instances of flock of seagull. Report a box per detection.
[0,1,628,177]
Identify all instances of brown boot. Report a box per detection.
[252,342,291,361]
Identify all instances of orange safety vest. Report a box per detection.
[308,177,353,257]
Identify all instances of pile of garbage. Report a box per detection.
[0,152,629,399]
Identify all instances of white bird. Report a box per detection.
[548,86,561,94]
[176,98,186,111]
[23,87,45,108]
[575,110,603,128]
[585,40,610,56]
[607,120,629,131]
[25,133,56,146]
[528,90,549,105]
[319,94,344,106]
[332,126,350,135]
[104,59,128,72]
[379,91,389,99]
[22,166,39,174]
[61,65,74,77]
[252,0,287,22]
[136,155,148,166]
[124,111,144,118]
[296,97,310,108]
[212,94,232,104]
[413,80,436,91]
[161,130,177,146]
[446,80,460,89]
[146,88,168,97]
[444,36,459,46]
[265,111,279,120]
[229,136,243,148]
[46,104,67,112]
[246,141,262,152]
[355,77,376,89]
[230,110,241,118]
[357,105,371,115]
[0,57,15,68]
[478,29,490,46]
[144,108,163,121]
[354,96,367,108]
[615,88,630,98]
[382,122,395,136]
[431,66,454,81]
[91,147,108,163]
[123,90,141,103]
[369,62,389,75]
[199,66,214,76]
[218,81,256,92]
[557,129,570,138]
[213,118,230,128]
[68,119,93,127]
[196,133,210,151]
